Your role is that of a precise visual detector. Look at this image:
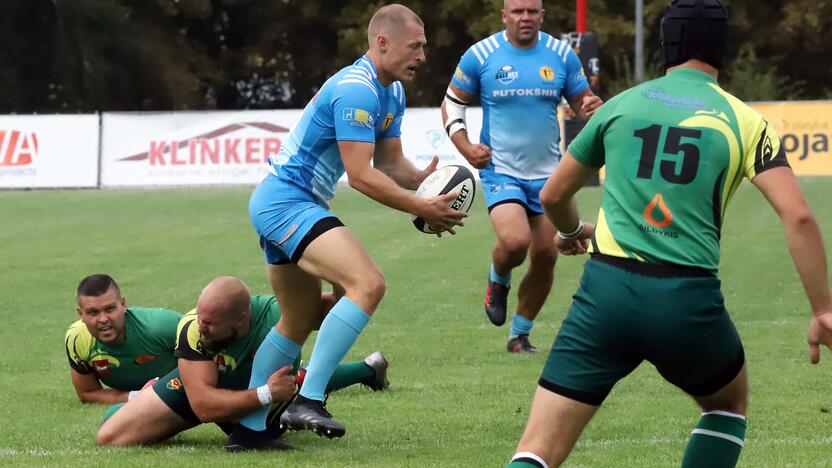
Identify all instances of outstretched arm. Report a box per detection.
[752,167,832,363]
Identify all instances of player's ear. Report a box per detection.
[76,306,83,318]
[378,34,389,52]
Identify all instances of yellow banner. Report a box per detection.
[750,101,832,175]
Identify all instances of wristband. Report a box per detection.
[256,384,273,406]
[557,220,584,239]
[127,390,140,401]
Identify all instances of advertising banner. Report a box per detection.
[101,110,301,187]
[399,107,483,178]
[0,115,98,188]
[751,101,832,175]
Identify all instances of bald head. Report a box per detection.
[367,4,423,44]
[504,0,543,8]
[198,276,251,321]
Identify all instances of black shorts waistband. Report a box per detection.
[591,254,715,278]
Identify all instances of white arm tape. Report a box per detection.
[443,87,469,137]
[256,384,273,406]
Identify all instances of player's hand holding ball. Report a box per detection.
[413,165,476,236]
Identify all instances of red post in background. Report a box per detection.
[576,0,587,32]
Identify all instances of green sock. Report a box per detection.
[325,361,374,393]
[100,403,125,424]
[681,411,747,468]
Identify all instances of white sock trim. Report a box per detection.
[691,428,745,447]
[701,410,746,421]
[511,451,549,468]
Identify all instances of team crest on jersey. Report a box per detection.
[215,354,237,373]
[539,66,555,81]
[343,108,375,129]
[381,112,394,131]
[166,377,183,391]
[495,65,519,85]
[90,353,119,377]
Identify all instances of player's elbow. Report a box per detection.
[539,186,566,208]
[189,396,225,423]
[77,392,101,404]
[188,399,215,423]
[347,170,370,193]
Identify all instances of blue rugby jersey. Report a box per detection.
[269,55,406,203]
[451,31,588,179]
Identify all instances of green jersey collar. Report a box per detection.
[667,67,718,84]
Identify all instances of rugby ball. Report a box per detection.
[412,165,476,234]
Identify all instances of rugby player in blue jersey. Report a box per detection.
[441,0,603,352]
[227,4,467,450]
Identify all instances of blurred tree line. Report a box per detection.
[1,0,829,113]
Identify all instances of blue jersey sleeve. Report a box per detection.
[331,83,380,143]
[450,48,481,96]
[563,48,589,99]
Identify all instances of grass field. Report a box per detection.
[0,178,830,467]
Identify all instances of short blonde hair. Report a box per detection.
[367,4,424,44]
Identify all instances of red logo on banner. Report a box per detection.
[0,130,38,166]
[119,122,289,165]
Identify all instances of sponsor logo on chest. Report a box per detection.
[495,65,519,85]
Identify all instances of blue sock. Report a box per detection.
[490,263,511,286]
[240,329,302,431]
[510,313,535,336]
[299,297,370,401]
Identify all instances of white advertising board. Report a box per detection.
[0,115,99,188]
[399,107,483,178]
[101,110,302,187]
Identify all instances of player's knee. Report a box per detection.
[699,394,747,415]
[530,245,557,268]
[344,269,386,311]
[500,235,531,259]
[95,424,120,446]
[362,272,386,308]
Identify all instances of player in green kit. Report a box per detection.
[97,277,389,448]
[65,274,180,404]
[506,1,832,467]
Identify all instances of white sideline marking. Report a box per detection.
[0,446,200,456]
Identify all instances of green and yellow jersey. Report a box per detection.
[64,308,181,391]
[569,68,790,271]
[174,295,286,390]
